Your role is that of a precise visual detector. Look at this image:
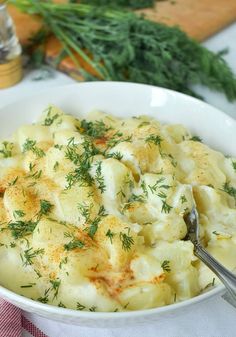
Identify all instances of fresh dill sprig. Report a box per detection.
[22,138,45,158]
[12,1,236,101]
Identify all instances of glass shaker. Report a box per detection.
[0,1,22,89]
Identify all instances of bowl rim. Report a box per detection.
[0,282,225,318]
[0,81,233,318]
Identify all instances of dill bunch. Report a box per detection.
[11,0,236,100]
[79,0,155,9]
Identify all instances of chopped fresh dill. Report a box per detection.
[54,144,63,150]
[59,256,68,269]
[89,306,97,312]
[106,229,115,243]
[80,119,111,139]
[106,151,123,160]
[190,136,202,142]
[231,161,236,173]
[148,177,166,194]
[8,176,19,186]
[22,138,45,158]
[53,161,59,171]
[161,260,171,272]
[58,302,67,308]
[13,210,25,219]
[42,106,60,126]
[140,180,148,198]
[106,133,132,149]
[145,134,162,146]
[78,203,93,223]
[37,288,50,304]
[161,200,173,213]
[138,121,151,128]
[95,161,106,193]
[77,302,86,310]
[168,154,178,167]
[8,220,38,239]
[50,278,61,299]
[158,191,167,199]
[20,282,36,288]
[88,206,107,238]
[117,189,126,200]
[119,228,134,251]
[64,231,74,239]
[128,193,146,203]
[37,296,49,304]
[78,203,107,238]
[39,199,53,216]
[180,195,187,204]
[64,239,85,251]
[26,169,42,180]
[21,247,45,266]
[65,138,99,189]
[222,182,236,202]
[29,163,36,171]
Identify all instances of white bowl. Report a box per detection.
[0,82,235,328]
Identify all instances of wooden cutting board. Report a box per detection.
[8,0,236,80]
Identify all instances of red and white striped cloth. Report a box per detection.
[0,298,49,337]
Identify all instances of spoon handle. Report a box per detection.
[194,242,236,303]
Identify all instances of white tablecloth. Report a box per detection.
[0,22,236,337]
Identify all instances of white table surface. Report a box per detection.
[1,22,236,337]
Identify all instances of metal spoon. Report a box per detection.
[184,207,236,307]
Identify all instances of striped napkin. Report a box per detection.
[0,298,49,337]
